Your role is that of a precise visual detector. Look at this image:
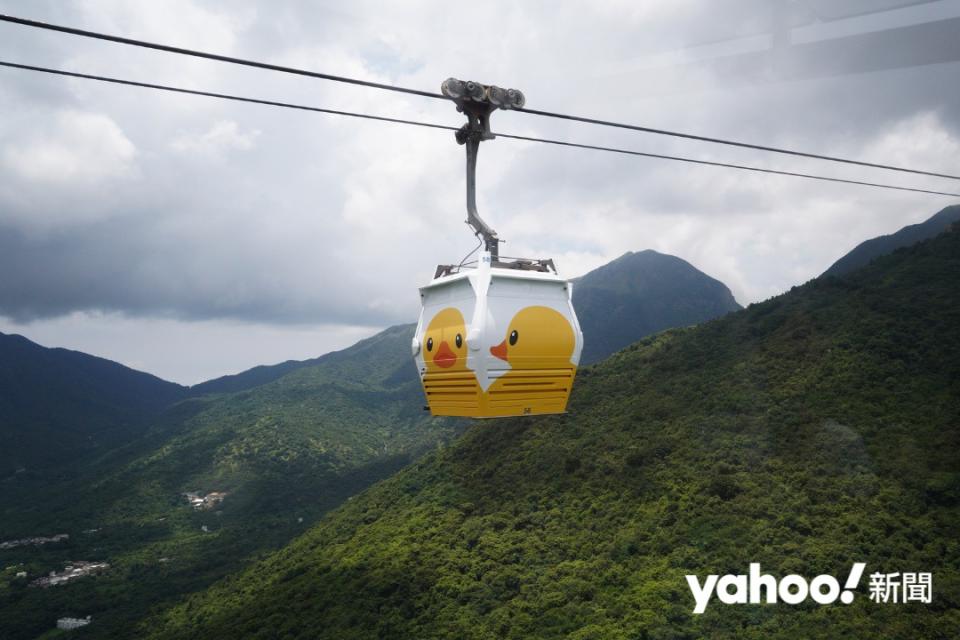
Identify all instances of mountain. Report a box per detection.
[191,247,742,391]
[822,204,960,277]
[573,250,741,365]
[146,228,960,639]
[0,324,464,640]
[190,359,320,395]
[0,249,743,638]
[0,332,188,478]
[190,360,310,395]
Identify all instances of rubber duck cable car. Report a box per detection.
[412,78,584,418]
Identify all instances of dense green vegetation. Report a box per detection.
[145,229,960,639]
[573,249,741,365]
[1,246,737,637]
[4,226,953,638]
[0,325,461,639]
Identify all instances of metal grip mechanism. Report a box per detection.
[441,77,525,261]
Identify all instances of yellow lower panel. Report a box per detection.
[422,371,481,417]
[422,368,577,418]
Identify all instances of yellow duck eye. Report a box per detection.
[426,337,434,352]
[455,334,463,348]
[509,330,519,346]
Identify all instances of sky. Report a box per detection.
[1,0,958,384]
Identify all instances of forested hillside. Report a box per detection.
[0,325,460,639]
[0,332,188,479]
[148,228,959,639]
[0,248,746,638]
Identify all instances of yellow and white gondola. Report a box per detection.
[412,78,584,418]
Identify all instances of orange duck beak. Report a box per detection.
[490,340,508,362]
[433,341,457,368]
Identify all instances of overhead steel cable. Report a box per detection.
[0,13,445,101]
[1,60,958,198]
[513,106,960,181]
[1,12,958,182]
[495,132,960,197]
[0,61,457,133]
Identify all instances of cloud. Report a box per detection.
[0,0,958,379]
[1,109,136,183]
[171,120,261,157]
[0,109,139,228]
[862,110,960,169]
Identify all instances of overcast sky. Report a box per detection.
[1,0,958,384]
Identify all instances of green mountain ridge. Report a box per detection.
[6,223,946,638]
[0,324,460,639]
[190,358,317,395]
[573,249,741,365]
[0,248,747,638]
[822,204,960,277]
[0,247,748,548]
[0,331,188,478]
[191,248,743,390]
[145,228,960,639]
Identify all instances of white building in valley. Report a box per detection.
[57,616,91,630]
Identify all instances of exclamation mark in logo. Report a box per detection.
[841,563,866,604]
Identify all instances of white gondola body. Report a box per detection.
[412,252,583,418]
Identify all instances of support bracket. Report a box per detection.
[441,78,525,261]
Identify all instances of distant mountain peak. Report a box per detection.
[0,331,187,476]
[572,249,741,365]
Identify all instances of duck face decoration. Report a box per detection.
[422,307,469,373]
[413,265,583,418]
[489,306,576,371]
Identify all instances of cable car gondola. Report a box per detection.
[412,78,583,418]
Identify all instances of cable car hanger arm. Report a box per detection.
[441,77,525,261]
[464,133,499,258]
